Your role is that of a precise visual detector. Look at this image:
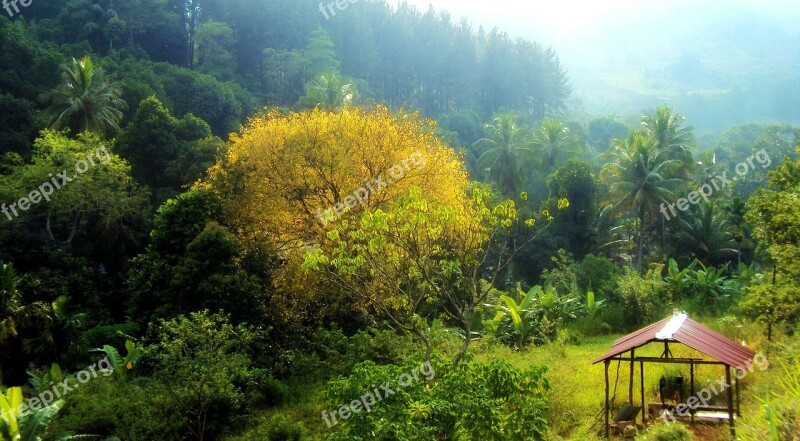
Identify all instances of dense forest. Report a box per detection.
[0,1,799,440]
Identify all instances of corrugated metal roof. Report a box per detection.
[592,314,756,369]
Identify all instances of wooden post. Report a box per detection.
[605,360,610,439]
[690,361,695,424]
[640,360,646,427]
[629,349,635,404]
[735,376,741,417]
[726,365,735,437]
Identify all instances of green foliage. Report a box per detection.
[128,189,269,326]
[259,413,306,441]
[323,359,549,440]
[747,156,800,282]
[0,130,149,248]
[739,341,800,440]
[575,254,620,300]
[109,57,256,137]
[51,375,183,440]
[282,327,414,380]
[0,386,65,441]
[588,117,629,152]
[147,311,254,441]
[94,339,142,376]
[0,94,37,157]
[670,202,739,266]
[663,258,738,312]
[663,258,692,300]
[297,73,359,110]
[474,114,535,195]
[305,28,341,79]
[617,267,666,329]
[546,160,599,257]
[636,423,692,441]
[0,262,49,384]
[115,96,222,201]
[540,249,579,296]
[740,283,800,333]
[246,371,289,407]
[193,20,236,80]
[81,323,139,352]
[43,55,128,138]
[533,120,583,173]
[481,283,582,348]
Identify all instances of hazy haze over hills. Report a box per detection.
[393,0,800,133]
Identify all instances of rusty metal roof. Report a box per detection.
[591,313,756,369]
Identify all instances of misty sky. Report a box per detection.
[390,0,800,67]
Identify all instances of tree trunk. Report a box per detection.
[453,317,471,367]
[637,211,644,275]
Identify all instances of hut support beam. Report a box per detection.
[605,360,610,439]
[726,365,735,437]
[640,360,645,427]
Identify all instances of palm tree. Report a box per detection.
[641,106,695,175]
[671,202,739,266]
[532,119,581,173]
[43,55,127,138]
[297,72,359,110]
[473,114,534,195]
[0,262,48,385]
[24,295,87,363]
[601,132,685,272]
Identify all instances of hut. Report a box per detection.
[592,311,757,438]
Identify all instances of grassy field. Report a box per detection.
[227,316,787,440]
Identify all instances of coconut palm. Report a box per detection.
[601,132,685,272]
[532,119,581,173]
[297,72,359,110]
[473,114,534,195]
[43,55,127,138]
[671,202,739,266]
[0,262,48,384]
[641,106,695,175]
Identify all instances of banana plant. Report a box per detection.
[586,290,606,317]
[496,284,543,348]
[0,386,63,441]
[690,261,734,306]
[27,363,64,395]
[0,386,109,441]
[91,340,142,375]
[663,258,692,300]
[735,261,761,283]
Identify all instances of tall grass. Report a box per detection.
[472,318,768,439]
[738,337,800,440]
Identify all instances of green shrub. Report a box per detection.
[81,322,140,351]
[260,414,306,441]
[51,376,183,440]
[323,359,549,440]
[576,253,620,300]
[617,268,667,329]
[284,327,413,379]
[637,423,692,441]
[247,369,290,407]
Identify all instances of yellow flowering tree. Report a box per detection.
[304,185,568,365]
[201,105,468,249]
